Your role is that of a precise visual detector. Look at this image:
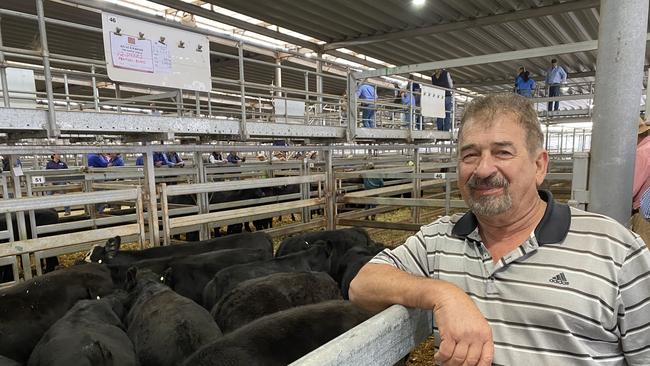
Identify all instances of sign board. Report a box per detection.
[0,68,37,108]
[101,12,211,91]
[31,176,45,184]
[274,98,306,123]
[420,85,446,118]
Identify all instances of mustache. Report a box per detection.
[466,174,509,189]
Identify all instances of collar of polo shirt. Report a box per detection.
[451,190,571,245]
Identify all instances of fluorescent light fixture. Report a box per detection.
[413,0,426,5]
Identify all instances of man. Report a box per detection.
[356,80,376,128]
[46,154,71,215]
[408,75,422,129]
[166,151,185,167]
[544,58,567,111]
[631,117,650,246]
[87,153,112,168]
[350,94,650,365]
[431,69,453,131]
[107,153,124,167]
[226,151,245,164]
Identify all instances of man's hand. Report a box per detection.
[433,285,494,366]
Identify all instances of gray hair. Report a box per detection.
[458,93,544,155]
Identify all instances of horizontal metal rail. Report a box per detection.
[165,175,326,196]
[0,189,140,213]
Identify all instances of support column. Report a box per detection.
[36,0,58,138]
[588,0,649,223]
[194,151,209,240]
[346,73,357,142]
[275,56,282,97]
[143,149,160,247]
[237,42,248,140]
[0,16,10,108]
[316,55,323,125]
[411,148,421,224]
[324,149,336,230]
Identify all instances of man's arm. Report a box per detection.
[350,262,494,366]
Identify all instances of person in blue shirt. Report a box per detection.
[401,89,417,130]
[46,154,70,215]
[515,71,536,98]
[87,153,111,168]
[135,153,172,167]
[544,58,567,111]
[167,151,184,167]
[356,81,376,128]
[408,75,422,128]
[108,153,124,167]
[227,151,245,164]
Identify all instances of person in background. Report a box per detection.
[514,66,525,90]
[544,58,567,111]
[135,153,171,167]
[227,151,245,164]
[362,162,384,221]
[431,68,454,131]
[167,151,185,167]
[46,154,71,216]
[350,93,650,365]
[87,153,112,168]
[631,117,650,247]
[209,151,225,164]
[400,88,417,130]
[515,71,536,98]
[107,153,124,167]
[408,75,422,129]
[356,80,377,128]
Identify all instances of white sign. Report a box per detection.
[102,12,212,91]
[274,98,306,123]
[31,176,45,184]
[420,85,446,118]
[432,173,446,179]
[110,32,154,73]
[1,68,37,109]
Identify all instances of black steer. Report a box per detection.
[212,271,341,333]
[162,247,272,305]
[0,264,115,363]
[336,245,385,299]
[202,241,333,310]
[184,300,372,366]
[28,292,137,366]
[125,268,222,366]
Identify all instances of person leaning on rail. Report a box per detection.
[349,93,650,366]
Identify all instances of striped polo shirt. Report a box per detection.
[371,191,650,365]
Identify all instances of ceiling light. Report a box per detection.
[413,0,426,6]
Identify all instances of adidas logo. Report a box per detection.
[549,272,570,286]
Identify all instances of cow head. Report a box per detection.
[104,236,122,260]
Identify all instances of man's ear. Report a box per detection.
[535,149,549,187]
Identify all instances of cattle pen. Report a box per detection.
[0,0,647,365]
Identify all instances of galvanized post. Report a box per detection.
[588,0,649,223]
[36,0,58,138]
[207,91,212,116]
[346,73,357,141]
[275,56,282,97]
[91,65,99,111]
[304,72,309,125]
[0,15,10,108]
[9,155,31,279]
[114,82,121,114]
[411,148,421,224]
[195,90,200,116]
[194,151,209,240]
[301,157,310,223]
[237,42,248,140]
[316,55,323,125]
[63,73,70,111]
[143,150,160,247]
[570,152,589,210]
[176,89,183,116]
[324,149,336,230]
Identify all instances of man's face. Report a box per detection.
[52,154,61,161]
[457,113,548,218]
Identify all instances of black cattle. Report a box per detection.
[0,264,115,363]
[125,268,222,366]
[0,356,20,366]
[28,292,137,366]
[336,245,385,299]
[90,231,272,265]
[184,300,373,366]
[212,271,341,333]
[202,242,333,310]
[275,227,373,257]
[0,208,59,282]
[162,248,272,305]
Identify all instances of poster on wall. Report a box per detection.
[420,85,446,118]
[102,12,211,91]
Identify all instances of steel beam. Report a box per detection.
[35,0,59,138]
[355,35,650,79]
[588,0,649,224]
[324,0,599,50]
